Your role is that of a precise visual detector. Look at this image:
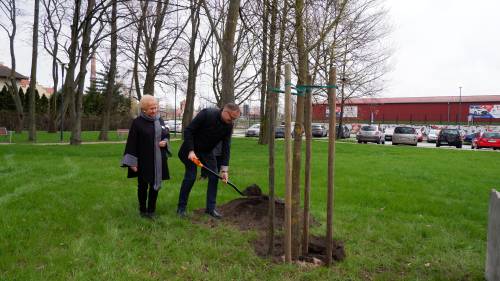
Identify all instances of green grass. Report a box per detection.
[1,139,498,280]
[0,130,183,143]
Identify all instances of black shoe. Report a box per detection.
[147,212,156,219]
[177,208,187,218]
[205,209,222,219]
[140,211,149,218]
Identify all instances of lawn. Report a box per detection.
[0,131,183,143]
[1,139,498,280]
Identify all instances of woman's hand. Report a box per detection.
[159,140,167,148]
[130,166,138,172]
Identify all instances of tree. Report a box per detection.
[0,0,24,132]
[28,0,41,141]
[98,0,118,141]
[41,0,66,133]
[202,0,241,105]
[182,0,214,130]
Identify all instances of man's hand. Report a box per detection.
[130,166,138,172]
[220,171,228,183]
[188,151,198,161]
[159,140,167,148]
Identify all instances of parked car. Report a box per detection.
[426,129,440,143]
[312,124,328,137]
[275,126,286,138]
[337,124,350,139]
[471,132,500,150]
[392,126,418,146]
[436,128,462,148]
[417,130,423,142]
[245,124,260,137]
[384,127,395,141]
[356,125,385,144]
[166,120,182,132]
[463,132,479,144]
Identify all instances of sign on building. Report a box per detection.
[327,105,358,118]
[469,105,500,118]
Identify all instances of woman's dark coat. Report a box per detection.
[122,116,171,182]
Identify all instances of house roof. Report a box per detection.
[0,64,29,80]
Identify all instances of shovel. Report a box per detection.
[191,158,245,196]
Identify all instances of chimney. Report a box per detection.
[90,51,97,87]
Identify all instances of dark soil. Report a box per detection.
[193,184,346,265]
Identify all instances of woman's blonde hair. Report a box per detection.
[139,95,157,111]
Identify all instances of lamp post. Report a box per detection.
[458,86,462,129]
[59,63,66,142]
[174,83,177,137]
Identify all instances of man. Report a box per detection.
[177,103,240,219]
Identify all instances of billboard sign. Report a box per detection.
[469,104,500,118]
[326,105,358,118]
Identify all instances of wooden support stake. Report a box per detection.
[302,74,312,255]
[267,67,276,256]
[284,64,292,263]
[326,67,337,266]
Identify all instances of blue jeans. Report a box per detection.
[177,151,219,212]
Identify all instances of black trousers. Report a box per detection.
[177,151,219,212]
[138,177,159,213]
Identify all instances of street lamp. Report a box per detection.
[60,63,66,142]
[458,86,462,129]
[174,83,177,137]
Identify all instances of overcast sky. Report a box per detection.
[1,0,499,101]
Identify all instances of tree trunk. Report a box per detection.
[257,0,268,144]
[292,0,308,260]
[266,67,276,256]
[5,0,23,133]
[183,0,201,131]
[70,0,94,145]
[99,0,118,141]
[220,0,240,105]
[143,1,168,97]
[28,0,40,141]
[261,0,278,145]
[302,75,312,255]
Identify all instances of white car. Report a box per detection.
[392,126,418,146]
[166,120,182,132]
[245,124,260,137]
[427,129,440,143]
[384,127,395,141]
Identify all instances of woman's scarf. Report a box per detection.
[140,112,163,191]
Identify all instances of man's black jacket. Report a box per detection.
[179,108,233,166]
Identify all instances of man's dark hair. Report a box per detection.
[224,103,240,113]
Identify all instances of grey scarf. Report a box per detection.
[140,112,163,191]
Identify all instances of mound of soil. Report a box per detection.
[193,184,345,266]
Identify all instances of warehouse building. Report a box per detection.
[312,95,500,124]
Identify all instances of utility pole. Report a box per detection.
[174,83,177,137]
[60,63,65,142]
[458,86,462,129]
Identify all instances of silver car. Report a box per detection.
[392,126,418,146]
[426,129,440,143]
[356,125,385,144]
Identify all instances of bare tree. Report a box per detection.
[0,0,24,133]
[182,0,215,129]
[98,0,117,141]
[41,0,67,133]
[202,0,241,105]
[28,0,41,141]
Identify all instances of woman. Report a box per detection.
[121,95,171,219]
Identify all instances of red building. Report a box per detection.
[312,95,500,124]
